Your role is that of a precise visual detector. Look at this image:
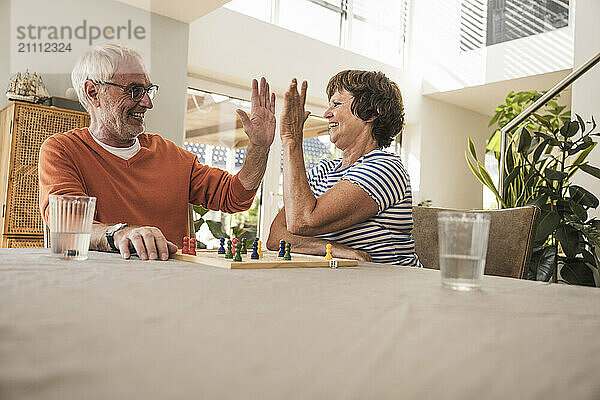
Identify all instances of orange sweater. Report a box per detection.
[39,128,257,247]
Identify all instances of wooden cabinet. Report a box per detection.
[0,101,90,247]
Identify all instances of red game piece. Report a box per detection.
[182,236,189,254]
[232,237,238,247]
[189,238,197,256]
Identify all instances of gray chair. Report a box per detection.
[412,206,540,279]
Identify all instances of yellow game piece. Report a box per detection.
[258,240,263,259]
[324,243,333,261]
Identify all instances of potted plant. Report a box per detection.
[466,91,600,286]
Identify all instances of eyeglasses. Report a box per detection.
[97,81,159,101]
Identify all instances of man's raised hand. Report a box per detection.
[236,77,276,149]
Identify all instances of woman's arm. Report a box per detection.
[267,208,372,262]
[279,79,379,237]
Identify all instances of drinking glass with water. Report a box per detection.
[438,211,491,291]
[48,195,96,261]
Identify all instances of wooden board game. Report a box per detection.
[172,249,358,269]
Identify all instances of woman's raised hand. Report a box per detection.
[280,78,311,143]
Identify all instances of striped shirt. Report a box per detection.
[307,149,422,267]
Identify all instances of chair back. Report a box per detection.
[412,206,540,279]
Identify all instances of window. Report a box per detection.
[223,0,272,22]
[279,0,342,46]
[225,0,409,65]
[460,0,570,51]
[487,0,569,46]
[184,88,259,249]
[350,0,408,64]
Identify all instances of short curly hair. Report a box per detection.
[326,70,404,148]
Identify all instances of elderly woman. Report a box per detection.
[267,70,421,266]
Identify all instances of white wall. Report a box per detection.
[1,0,188,144]
[572,0,600,216]
[0,0,10,111]
[145,13,189,144]
[412,97,490,209]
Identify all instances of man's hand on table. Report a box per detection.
[113,226,178,261]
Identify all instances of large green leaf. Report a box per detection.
[566,143,596,179]
[560,120,580,138]
[533,113,553,130]
[560,260,596,286]
[526,136,540,155]
[465,151,485,183]
[529,246,556,281]
[192,204,210,217]
[205,220,230,240]
[528,194,549,209]
[536,211,560,242]
[478,162,506,207]
[468,137,478,161]
[576,114,586,133]
[564,217,600,250]
[544,169,568,181]
[505,149,514,172]
[579,164,600,180]
[568,138,594,155]
[504,165,522,187]
[517,127,532,153]
[555,200,571,215]
[534,131,552,140]
[547,137,560,147]
[554,224,580,259]
[569,185,599,208]
[488,112,501,128]
[486,130,501,153]
[572,142,596,164]
[569,201,588,223]
[193,218,205,232]
[580,249,598,270]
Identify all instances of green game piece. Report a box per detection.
[241,238,247,254]
[283,242,292,260]
[233,242,242,262]
[225,239,233,259]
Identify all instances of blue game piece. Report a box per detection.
[251,242,259,259]
[218,237,226,254]
[278,240,286,257]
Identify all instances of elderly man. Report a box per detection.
[39,42,275,261]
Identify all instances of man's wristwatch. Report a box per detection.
[105,223,128,252]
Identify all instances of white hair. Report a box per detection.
[71,42,147,111]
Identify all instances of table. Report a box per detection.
[1,249,599,400]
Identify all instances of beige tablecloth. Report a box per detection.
[1,249,599,400]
